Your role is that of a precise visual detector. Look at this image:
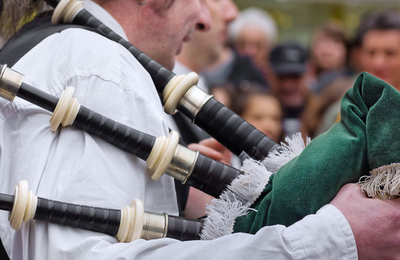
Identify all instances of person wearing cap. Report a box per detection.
[269,41,320,138]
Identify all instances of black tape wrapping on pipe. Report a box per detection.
[34,196,121,236]
[73,106,155,160]
[187,153,241,198]
[187,98,280,160]
[167,215,203,241]
[18,82,156,161]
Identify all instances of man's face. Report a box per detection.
[311,34,347,72]
[361,29,400,90]
[235,26,270,69]
[134,0,211,70]
[273,74,306,108]
[190,0,238,66]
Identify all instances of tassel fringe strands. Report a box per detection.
[359,163,400,199]
[201,133,308,240]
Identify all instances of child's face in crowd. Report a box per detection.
[241,95,283,142]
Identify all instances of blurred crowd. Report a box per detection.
[176,6,400,146]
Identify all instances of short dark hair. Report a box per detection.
[314,22,347,45]
[230,85,276,116]
[356,10,400,44]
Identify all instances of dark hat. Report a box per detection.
[269,42,307,76]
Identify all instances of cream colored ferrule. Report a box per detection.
[141,212,168,240]
[163,72,199,115]
[179,86,213,122]
[49,86,81,131]
[9,180,38,230]
[52,0,84,24]
[0,65,23,102]
[146,131,180,180]
[165,145,199,184]
[116,199,144,242]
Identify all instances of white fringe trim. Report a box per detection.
[359,163,400,199]
[200,159,272,240]
[200,133,309,240]
[262,133,311,174]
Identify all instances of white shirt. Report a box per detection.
[0,2,357,259]
[173,61,209,93]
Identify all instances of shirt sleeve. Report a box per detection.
[3,204,356,260]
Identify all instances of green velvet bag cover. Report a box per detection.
[233,72,400,233]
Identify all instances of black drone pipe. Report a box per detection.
[3,181,203,242]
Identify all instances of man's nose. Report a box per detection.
[196,0,212,32]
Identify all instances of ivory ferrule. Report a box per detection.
[0,65,23,102]
[165,145,199,183]
[141,212,168,240]
[178,86,213,122]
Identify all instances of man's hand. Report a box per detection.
[188,137,232,165]
[331,183,400,260]
[185,138,232,219]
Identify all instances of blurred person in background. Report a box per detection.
[229,7,277,86]
[173,0,238,219]
[359,9,400,91]
[232,86,284,143]
[315,9,400,137]
[309,22,350,95]
[230,85,284,168]
[313,76,355,136]
[269,41,320,139]
[174,0,238,94]
[202,7,274,90]
[172,0,238,145]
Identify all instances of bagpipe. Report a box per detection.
[2,180,202,242]
[2,0,400,243]
[0,0,282,241]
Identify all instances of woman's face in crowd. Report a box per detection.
[241,95,283,142]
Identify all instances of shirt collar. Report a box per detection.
[83,0,128,41]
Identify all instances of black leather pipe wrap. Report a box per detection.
[35,197,121,236]
[73,106,155,160]
[167,215,202,241]
[0,194,14,212]
[191,98,280,160]
[186,153,241,198]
